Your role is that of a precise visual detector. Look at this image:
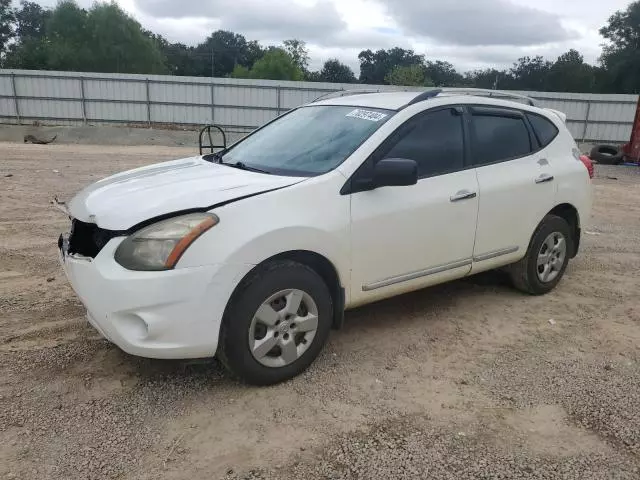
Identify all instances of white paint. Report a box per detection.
[66,157,306,229]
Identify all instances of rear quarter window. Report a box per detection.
[526,113,559,148]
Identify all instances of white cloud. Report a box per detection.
[27,0,636,73]
[134,0,346,43]
[376,0,577,46]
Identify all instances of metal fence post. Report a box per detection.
[210,82,215,123]
[276,86,281,116]
[80,77,87,124]
[145,78,151,127]
[10,73,20,124]
[582,101,592,143]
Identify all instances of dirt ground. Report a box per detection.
[1,142,639,480]
[0,124,244,148]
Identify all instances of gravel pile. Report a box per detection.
[225,416,639,480]
[1,340,226,480]
[481,348,640,455]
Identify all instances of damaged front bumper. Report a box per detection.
[57,226,249,360]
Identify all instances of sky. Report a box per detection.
[32,0,633,73]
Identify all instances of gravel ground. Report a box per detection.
[1,142,639,480]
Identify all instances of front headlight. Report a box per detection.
[115,213,219,271]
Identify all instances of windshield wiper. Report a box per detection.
[223,161,271,174]
[203,150,225,163]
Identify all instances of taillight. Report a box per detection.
[579,155,594,179]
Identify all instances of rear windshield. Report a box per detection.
[221,105,394,176]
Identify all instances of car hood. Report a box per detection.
[66,156,306,230]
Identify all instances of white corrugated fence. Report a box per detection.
[0,69,637,143]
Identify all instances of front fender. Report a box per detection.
[177,172,351,294]
[226,226,349,277]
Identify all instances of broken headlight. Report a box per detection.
[114,213,219,271]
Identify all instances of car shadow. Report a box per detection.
[120,270,516,384]
[340,269,515,333]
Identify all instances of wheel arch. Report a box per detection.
[226,250,346,330]
[546,203,580,258]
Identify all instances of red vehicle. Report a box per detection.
[590,95,640,166]
[622,95,640,164]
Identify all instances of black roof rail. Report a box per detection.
[398,87,538,110]
[438,88,537,106]
[312,89,383,103]
[398,89,443,110]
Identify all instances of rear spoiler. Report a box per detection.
[545,108,567,124]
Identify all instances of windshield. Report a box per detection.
[220,105,394,176]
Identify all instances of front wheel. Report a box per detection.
[509,215,573,295]
[217,260,333,385]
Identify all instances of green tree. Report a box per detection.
[0,0,14,57]
[247,48,303,80]
[317,58,356,83]
[507,56,553,91]
[231,48,303,80]
[358,47,425,84]
[283,39,310,72]
[599,1,640,93]
[195,30,257,77]
[245,40,265,68]
[164,43,200,76]
[230,64,251,78]
[593,66,615,93]
[84,2,167,73]
[424,60,465,87]
[385,64,433,86]
[2,1,51,69]
[43,0,92,71]
[6,1,167,73]
[14,1,48,40]
[464,68,507,89]
[143,30,206,77]
[305,70,322,82]
[546,49,596,93]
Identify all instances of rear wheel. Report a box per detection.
[509,215,572,295]
[217,260,333,385]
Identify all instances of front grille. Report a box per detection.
[68,219,122,258]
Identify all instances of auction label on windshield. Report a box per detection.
[346,109,388,122]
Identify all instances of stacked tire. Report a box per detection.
[590,145,624,165]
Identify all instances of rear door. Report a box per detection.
[469,106,557,273]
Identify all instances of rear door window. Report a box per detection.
[526,113,559,148]
[471,113,533,166]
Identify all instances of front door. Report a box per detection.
[348,107,479,306]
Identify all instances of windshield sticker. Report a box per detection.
[346,109,388,122]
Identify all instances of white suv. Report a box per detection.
[58,89,592,385]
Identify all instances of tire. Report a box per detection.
[590,145,623,165]
[509,215,573,295]
[217,260,333,385]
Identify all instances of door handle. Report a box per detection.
[450,190,477,202]
[535,173,554,184]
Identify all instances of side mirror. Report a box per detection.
[372,158,418,188]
